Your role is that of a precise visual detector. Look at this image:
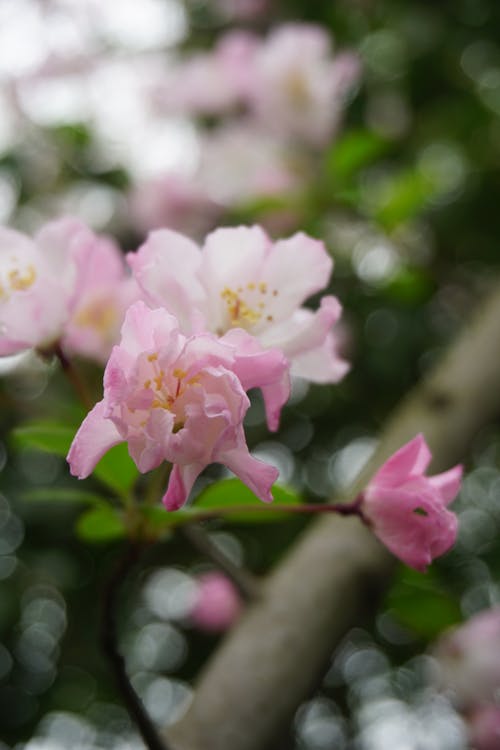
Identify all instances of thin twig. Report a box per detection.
[101,543,171,750]
[180,524,261,601]
[53,343,93,410]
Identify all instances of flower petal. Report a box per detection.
[67,400,122,478]
[428,465,463,505]
[371,434,432,488]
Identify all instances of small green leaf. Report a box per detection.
[22,488,105,505]
[326,130,388,182]
[12,422,75,456]
[385,568,461,638]
[76,506,127,543]
[194,479,302,523]
[92,443,139,496]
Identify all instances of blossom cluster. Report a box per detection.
[0,214,462,570]
[131,24,360,237]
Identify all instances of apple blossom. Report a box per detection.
[62,231,140,364]
[0,216,138,365]
[0,217,91,355]
[127,225,349,386]
[68,301,289,509]
[361,434,462,571]
[129,172,221,238]
[248,24,360,145]
[154,31,259,117]
[197,124,300,208]
[190,572,242,633]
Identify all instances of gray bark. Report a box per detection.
[166,280,500,750]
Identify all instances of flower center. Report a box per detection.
[73,296,119,338]
[0,261,37,300]
[219,281,278,332]
[139,353,200,432]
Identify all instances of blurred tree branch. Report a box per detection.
[165,277,500,750]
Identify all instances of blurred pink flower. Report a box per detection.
[127,225,349,387]
[248,24,360,145]
[467,705,500,750]
[129,173,222,239]
[190,572,241,633]
[432,607,500,709]
[154,31,259,117]
[63,230,140,364]
[213,0,270,22]
[362,434,462,571]
[68,301,289,509]
[197,124,300,207]
[0,217,112,356]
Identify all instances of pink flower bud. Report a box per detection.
[362,434,462,571]
[190,573,242,633]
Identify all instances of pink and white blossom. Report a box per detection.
[129,172,222,238]
[248,24,360,145]
[0,216,137,364]
[190,572,241,633]
[67,301,289,509]
[127,225,349,386]
[197,124,300,208]
[154,31,259,117]
[0,218,90,355]
[62,235,140,364]
[361,434,462,571]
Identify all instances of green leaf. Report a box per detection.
[194,479,302,523]
[76,506,127,543]
[385,568,461,639]
[92,443,139,496]
[326,130,388,182]
[12,422,75,456]
[374,170,436,230]
[21,488,105,505]
[12,422,139,497]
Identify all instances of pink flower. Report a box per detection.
[248,24,360,145]
[127,225,349,389]
[361,434,462,571]
[197,124,299,207]
[154,31,259,117]
[129,173,221,238]
[467,705,500,750]
[0,218,79,355]
[0,216,138,364]
[62,232,140,364]
[432,608,500,709]
[190,572,241,633]
[67,301,289,509]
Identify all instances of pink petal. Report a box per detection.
[127,229,205,333]
[371,434,432,489]
[221,445,278,503]
[163,462,205,510]
[260,296,342,358]
[262,232,333,315]
[290,330,350,384]
[67,400,122,478]
[428,465,463,505]
[363,482,458,571]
